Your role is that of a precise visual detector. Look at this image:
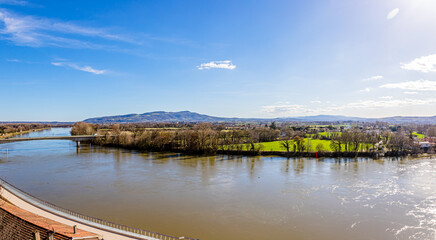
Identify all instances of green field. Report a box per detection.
[412,132,425,140]
[240,138,371,152]
[258,139,333,151]
[308,132,341,138]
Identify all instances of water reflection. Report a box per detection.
[0,128,434,240]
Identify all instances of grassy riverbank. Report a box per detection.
[0,128,51,139]
[0,123,52,139]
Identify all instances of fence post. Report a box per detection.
[33,230,40,240]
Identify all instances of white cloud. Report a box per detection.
[387,8,400,20]
[261,103,313,115]
[311,100,322,104]
[261,97,436,116]
[362,75,383,81]
[380,96,393,100]
[198,60,236,70]
[345,98,436,109]
[380,79,436,91]
[51,62,106,75]
[0,9,134,48]
[404,91,418,95]
[401,54,436,73]
[360,87,371,92]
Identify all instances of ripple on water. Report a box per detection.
[338,159,435,240]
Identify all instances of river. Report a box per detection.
[0,128,434,240]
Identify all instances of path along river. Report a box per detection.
[0,128,435,240]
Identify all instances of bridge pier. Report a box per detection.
[76,141,80,148]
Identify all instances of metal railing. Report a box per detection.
[0,178,198,240]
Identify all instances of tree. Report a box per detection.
[427,127,436,137]
[280,138,293,153]
[387,132,413,153]
[305,138,313,152]
[293,136,305,152]
[71,122,95,135]
[315,143,324,152]
[330,133,343,152]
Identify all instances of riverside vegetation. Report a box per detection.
[71,121,436,157]
[0,123,52,139]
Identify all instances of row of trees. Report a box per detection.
[280,130,420,154]
[72,122,280,153]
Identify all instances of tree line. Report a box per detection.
[72,122,279,153]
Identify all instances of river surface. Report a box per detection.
[0,128,435,240]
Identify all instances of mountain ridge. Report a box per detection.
[83,111,436,124]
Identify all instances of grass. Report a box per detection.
[412,132,425,140]
[307,132,341,138]
[318,131,341,136]
[242,138,371,152]
[256,139,334,152]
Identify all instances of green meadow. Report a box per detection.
[240,138,371,152]
[412,132,425,139]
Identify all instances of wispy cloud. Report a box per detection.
[387,8,399,20]
[404,91,418,95]
[262,97,436,116]
[345,98,436,109]
[360,87,371,92]
[0,9,135,48]
[362,75,383,81]
[6,58,19,62]
[262,103,313,115]
[380,80,436,91]
[197,60,236,70]
[401,54,436,73]
[0,0,29,6]
[51,61,106,75]
[380,96,393,100]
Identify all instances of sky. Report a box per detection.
[1,0,436,121]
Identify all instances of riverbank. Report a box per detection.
[0,128,51,139]
[89,139,427,159]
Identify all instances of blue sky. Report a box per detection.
[1,0,436,121]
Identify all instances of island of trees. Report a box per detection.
[71,121,436,158]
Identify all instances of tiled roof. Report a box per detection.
[0,199,101,239]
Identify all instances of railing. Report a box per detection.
[0,178,199,240]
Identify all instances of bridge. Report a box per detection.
[0,135,97,147]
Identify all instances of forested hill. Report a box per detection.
[83,111,242,123]
[83,111,436,124]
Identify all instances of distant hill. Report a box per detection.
[378,116,436,124]
[84,111,242,123]
[83,111,436,124]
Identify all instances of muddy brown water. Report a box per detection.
[0,128,434,240]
